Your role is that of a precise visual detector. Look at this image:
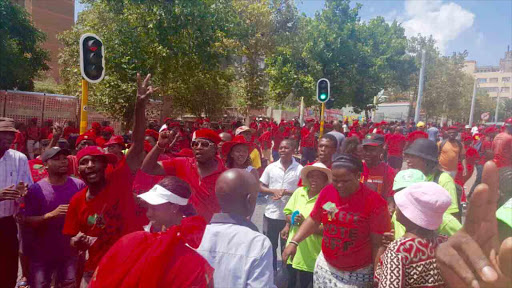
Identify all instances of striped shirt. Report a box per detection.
[0,149,33,217]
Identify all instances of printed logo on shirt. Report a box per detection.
[324,209,361,252]
[366,176,384,194]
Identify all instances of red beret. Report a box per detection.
[447,126,459,131]
[164,117,172,123]
[484,126,498,134]
[92,122,101,129]
[193,128,221,144]
[145,129,160,141]
[102,126,114,134]
[77,146,117,164]
[76,132,96,145]
[105,135,125,148]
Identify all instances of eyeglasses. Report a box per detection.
[191,140,214,149]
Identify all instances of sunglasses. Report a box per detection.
[191,140,214,149]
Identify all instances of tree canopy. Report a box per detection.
[0,0,49,90]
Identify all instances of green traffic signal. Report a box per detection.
[316,78,330,103]
[319,93,327,101]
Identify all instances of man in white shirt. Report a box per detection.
[0,118,33,287]
[259,139,303,271]
[197,169,275,288]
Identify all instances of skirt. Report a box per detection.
[313,252,373,288]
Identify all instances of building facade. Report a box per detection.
[463,50,512,99]
[11,0,75,82]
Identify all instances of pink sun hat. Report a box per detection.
[394,182,451,230]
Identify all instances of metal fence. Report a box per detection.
[0,90,122,133]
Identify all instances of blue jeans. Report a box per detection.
[29,255,78,288]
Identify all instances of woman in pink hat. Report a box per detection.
[222,135,259,181]
[374,182,452,287]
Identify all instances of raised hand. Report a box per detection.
[136,73,158,105]
[157,130,173,149]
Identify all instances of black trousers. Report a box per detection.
[0,216,19,288]
[263,216,286,271]
[287,265,313,288]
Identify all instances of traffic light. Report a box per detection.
[80,33,105,83]
[316,78,330,103]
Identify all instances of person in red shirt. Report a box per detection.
[272,126,285,162]
[362,134,397,206]
[63,121,79,139]
[385,126,406,170]
[492,118,512,206]
[40,119,52,140]
[89,177,213,288]
[26,117,41,159]
[300,118,317,165]
[454,134,479,189]
[469,127,498,196]
[258,127,272,162]
[405,121,428,149]
[141,128,227,221]
[95,126,114,148]
[282,154,390,287]
[62,146,143,286]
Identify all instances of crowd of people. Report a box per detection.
[0,73,511,288]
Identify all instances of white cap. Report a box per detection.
[137,185,189,206]
[465,125,471,129]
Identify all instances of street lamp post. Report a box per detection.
[414,50,426,123]
[469,79,477,126]
[495,89,501,123]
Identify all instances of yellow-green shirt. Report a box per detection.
[283,187,322,272]
[426,172,459,214]
[250,149,262,169]
[392,211,462,239]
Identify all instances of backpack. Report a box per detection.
[433,170,463,222]
[439,139,464,161]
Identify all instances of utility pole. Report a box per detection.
[299,97,304,126]
[468,79,477,126]
[495,89,501,123]
[414,50,426,123]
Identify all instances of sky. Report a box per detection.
[75,0,512,66]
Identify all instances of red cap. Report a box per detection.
[305,117,315,123]
[462,134,473,142]
[77,146,117,164]
[221,135,256,157]
[169,122,181,128]
[105,135,125,148]
[145,129,159,141]
[76,132,96,145]
[505,117,512,126]
[193,128,221,144]
[447,126,459,131]
[92,122,101,129]
[164,117,172,123]
[102,126,114,134]
[484,126,498,134]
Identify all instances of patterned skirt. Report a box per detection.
[313,252,373,288]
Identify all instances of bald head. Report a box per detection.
[219,132,232,143]
[333,122,342,132]
[215,169,259,216]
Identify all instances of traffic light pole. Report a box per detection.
[319,102,325,138]
[80,79,88,134]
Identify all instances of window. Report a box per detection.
[489,78,499,83]
[479,87,499,93]
[478,78,487,83]
[503,77,511,83]
[501,87,510,93]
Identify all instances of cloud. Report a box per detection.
[401,0,475,52]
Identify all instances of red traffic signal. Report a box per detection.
[80,34,105,83]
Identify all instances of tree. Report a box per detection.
[0,0,49,90]
[59,0,235,127]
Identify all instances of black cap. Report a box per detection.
[41,147,70,162]
[362,133,385,146]
[404,138,438,163]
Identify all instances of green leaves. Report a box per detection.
[0,0,49,90]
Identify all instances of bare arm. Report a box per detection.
[290,216,321,243]
[141,145,166,175]
[371,233,386,268]
[126,73,157,174]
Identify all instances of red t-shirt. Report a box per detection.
[40,127,50,140]
[11,131,26,152]
[310,183,391,271]
[386,133,406,156]
[258,131,272,150]
[273,131,285,151]
[365,162,396,199]
[62,162,142,272]
[492,132,512,168]
[406,130,428,144]
[95,137,107,148]
[161,157,226,221]
[300,127,316,148]
[63,126,78,139]
[27,126,40,140]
